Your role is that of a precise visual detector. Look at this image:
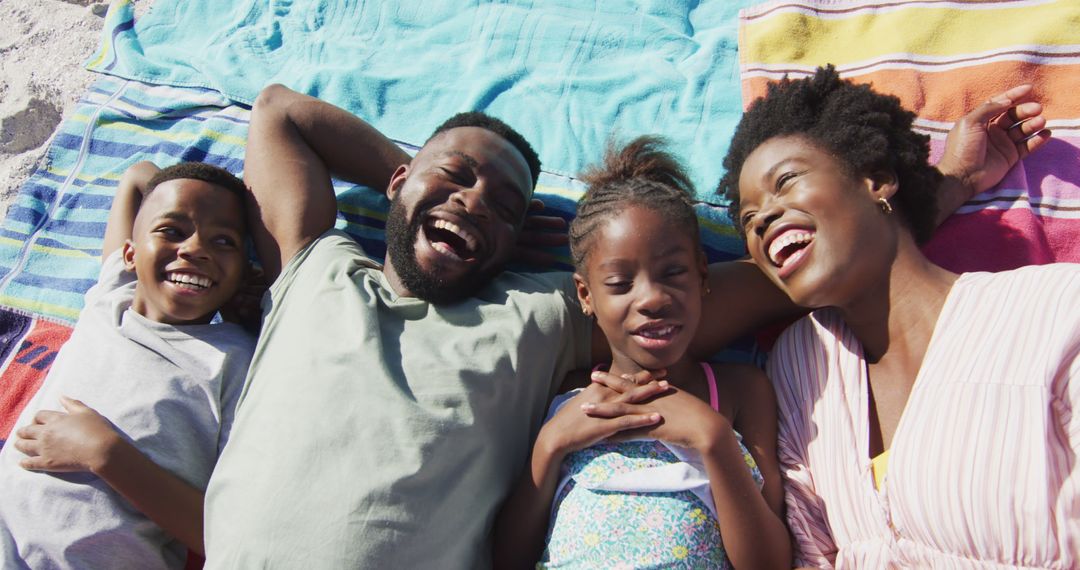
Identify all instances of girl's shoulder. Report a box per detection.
[705,362,775,423]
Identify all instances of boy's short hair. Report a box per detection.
[428,112,542,188]
[147,163,248,203]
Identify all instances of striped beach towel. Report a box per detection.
[739,0,1080,271]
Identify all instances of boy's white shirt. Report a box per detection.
[0,251,255,569]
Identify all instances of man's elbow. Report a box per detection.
[252,83,297,117]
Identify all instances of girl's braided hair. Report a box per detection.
[570,136,701,272]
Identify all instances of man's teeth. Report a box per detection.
[431,219,478,253]
[167,272,211,289]
[768,231,814,266]
[637,325,676,339]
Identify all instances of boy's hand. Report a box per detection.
[937,84,1051,198]
[512,198,568,268]
[14,396,120,474]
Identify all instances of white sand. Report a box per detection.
[0,0,152,218]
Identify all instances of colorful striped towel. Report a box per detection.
[739,0,1080,271]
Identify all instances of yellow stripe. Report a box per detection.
[742,2,1080,67]
[0,237,97,260]
[98,121,248,148]
[337,203,387,220]
[535,183,583,201]
[40,165,123,185]
[0,296,81,322]
[700,218,741,239]
[85,0,133,70]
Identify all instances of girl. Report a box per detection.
[494,137,789,569]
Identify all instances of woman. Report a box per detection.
[717,66,1079,567]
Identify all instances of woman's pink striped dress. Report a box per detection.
[767,264,1080,568]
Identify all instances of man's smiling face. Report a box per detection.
[383,126,533,303]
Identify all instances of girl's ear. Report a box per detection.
[386,164,410,200]
[573,272,593,317]
[865,169,899,202]
[122,240,137,272]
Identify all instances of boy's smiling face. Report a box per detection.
[123,178,247,325]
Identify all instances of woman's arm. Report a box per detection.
[14,397,206,555]
[934,83,1050,225]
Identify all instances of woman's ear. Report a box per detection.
[866,169,899,202]
[386,164,410,200]
[573,272,593,317]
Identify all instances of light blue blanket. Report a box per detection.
[90,0,755,196]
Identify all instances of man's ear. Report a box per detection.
[866,169,899,202]
[386,164,410,200]
[573,272,593,317]
[122,239,137,272]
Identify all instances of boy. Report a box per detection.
[0,161,256,569]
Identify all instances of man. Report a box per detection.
[204,83,1036,567]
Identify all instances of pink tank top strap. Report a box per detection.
[700,362,719,412]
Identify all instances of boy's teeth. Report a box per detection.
[167,272,211,288]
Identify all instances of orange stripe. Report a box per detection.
[741,61,1080,122]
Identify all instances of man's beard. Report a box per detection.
[384,197,499,304]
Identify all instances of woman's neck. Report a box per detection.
[837,233,958,366]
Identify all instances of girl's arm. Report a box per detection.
[491,422,570,569]
[14,397,207,556]
[493,379,668,569]
[726,364,785,519]
[694,366,791,569]
[101,161,160,260]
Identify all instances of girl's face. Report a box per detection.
[574,204,707,373]
[736,135,898,308]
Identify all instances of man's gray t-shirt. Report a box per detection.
[204,230,592,568]
[0,251,255,569]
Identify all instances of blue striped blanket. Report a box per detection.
[0,0,756,439]
[0,73,746,324]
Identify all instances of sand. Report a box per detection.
[0,0,153,219]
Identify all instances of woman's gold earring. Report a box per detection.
[878,197,893,214]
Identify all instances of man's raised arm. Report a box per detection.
[245,84,411,280]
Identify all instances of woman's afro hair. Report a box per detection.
[716,65,942,243]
